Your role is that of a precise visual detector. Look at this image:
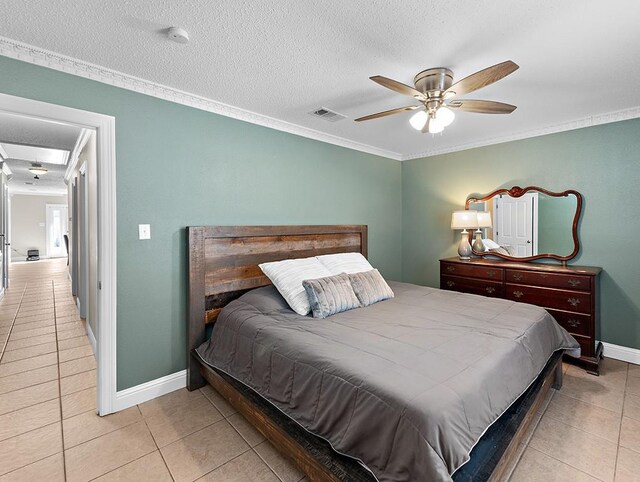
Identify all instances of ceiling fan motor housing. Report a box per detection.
[414,68,454,95]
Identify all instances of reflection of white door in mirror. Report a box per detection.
[494,193,538,257]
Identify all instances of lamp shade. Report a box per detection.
[451,210,478,230]
[477,211,492,228]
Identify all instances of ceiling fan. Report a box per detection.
[355,60,519,134]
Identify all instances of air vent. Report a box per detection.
[24,182,34,185]
[309,107,346,122]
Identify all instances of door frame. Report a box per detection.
[0,93,117,415]
[45,203,68,259]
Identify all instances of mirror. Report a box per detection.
[465,186,582,264]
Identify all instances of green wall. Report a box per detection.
[0,56,402,390]
[402,119,640,349]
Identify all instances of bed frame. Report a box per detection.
[187,225,562,481]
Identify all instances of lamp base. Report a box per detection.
[472,230,485,253]
[458,230,473,260]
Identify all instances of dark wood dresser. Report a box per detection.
[440,257,602,374]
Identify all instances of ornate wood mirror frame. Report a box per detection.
[465,185,583,265]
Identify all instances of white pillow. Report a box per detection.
[259,257,332,315]
[316,252,374,275]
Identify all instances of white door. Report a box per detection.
[46,204,69,258]
[495,193,538,256]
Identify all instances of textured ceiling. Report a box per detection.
[0,113,76,195]
[1,1,639,159]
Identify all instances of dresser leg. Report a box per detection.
[552,358,563,390]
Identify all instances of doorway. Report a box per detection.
[494,193,539,257]
[0,93,116,415]
[46,203,69,258]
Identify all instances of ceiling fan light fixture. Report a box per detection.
[427,116,445,134]
[409,110,428,131]
[435,106,455,127]
[28,163,48,175]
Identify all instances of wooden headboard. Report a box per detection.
[187,225,368,389]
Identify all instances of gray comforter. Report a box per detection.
[196,281,579,481]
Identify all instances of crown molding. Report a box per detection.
[401,105,640,160]
[0,36,403,161]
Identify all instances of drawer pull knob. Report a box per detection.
[446,280,455,287]
[567,319,581,328]
[446,265,455,272]
[539,273,549,278]
[568,278,582,287]
[513,273,523,281]
[485,286,496,294]
[567,298,581,307]
[513,290,524,298]
[486,271,495,278]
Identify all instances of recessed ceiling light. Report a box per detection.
[167,27,189,44]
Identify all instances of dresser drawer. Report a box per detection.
[441,262,504,281]
[546,309,591,337]
[506,269,590,291]
[441,275,504,297]
[505,284,591,314]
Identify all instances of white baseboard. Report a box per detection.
[85,321,97,356]
[113,370,186,412]
[601,342,640,365]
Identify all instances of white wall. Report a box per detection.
[10,194,68,261]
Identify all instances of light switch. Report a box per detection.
[138,224,151,240]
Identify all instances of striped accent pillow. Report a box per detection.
[302,273,361,319]
[316,252,374,275]
[349,269,394,307]
[259,257,333,315]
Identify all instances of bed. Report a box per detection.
[187,225,578,481]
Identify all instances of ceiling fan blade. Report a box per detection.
[444,61,519,99]
[370,76,426,101]
[448,99,517,114]
[354,105,421,122]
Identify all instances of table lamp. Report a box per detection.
[473,211,493,252]
[451,211,478,260]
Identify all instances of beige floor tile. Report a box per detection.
[200,384,237,417]
[0,380,59,415]
[529,415,617,481]
[57,321,85,333]
[620,416,640,453]
[0,365,59,395]
[58,327,89,340]
[228,412,266,447]
[254,440,304,482]
[7,325,56,340]
[0,352,58,377]
[0,341,57,363]
[93,451,173,481]
[559,370,625,413]
[623,392,640,422]
[139,387,207,419]
[61,369,96,396]
[63,406,142,448]
[615,446,640,482]
[0,398,61,442]
[510,446,599,482]
[0,422,62,476]
[58,335,91,351]
[161,420,249,482]
[62,387,96,419]
[12,318,55,331]
[64,420,157,482]
[200,449,279,481]
[57,314,82,324]
[59,355,96,378]
[145,392,223,448]
[628,363,640,378]
[59,344,94,363]
[544,392,621,443]
[0,452,65,482]
[3,333,57,351]
[626,376,640,397]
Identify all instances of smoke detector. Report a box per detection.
[168,27,190,44]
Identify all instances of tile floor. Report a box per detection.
[1,259,639,481]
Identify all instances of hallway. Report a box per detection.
[0,259,96,479]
